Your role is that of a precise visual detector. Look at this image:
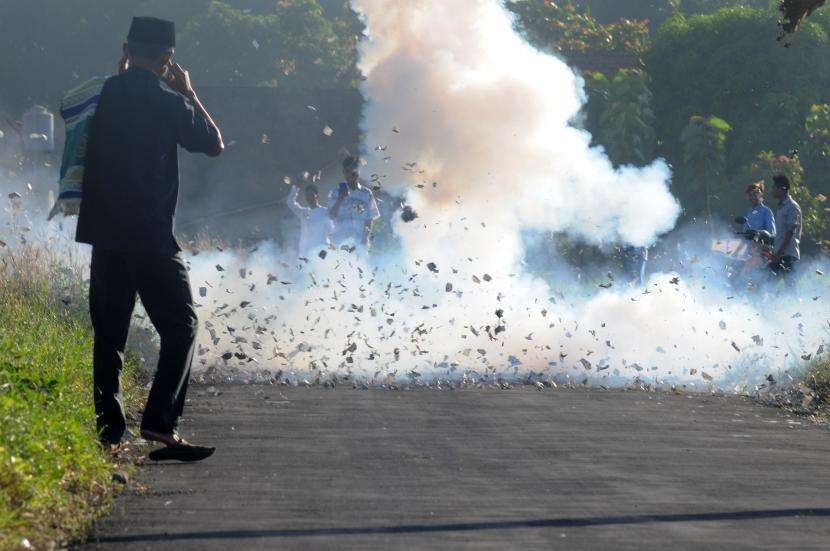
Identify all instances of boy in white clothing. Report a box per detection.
[286,183,333,256]
[328,156,380,249]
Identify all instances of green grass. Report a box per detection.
[0,248,141,549]
[808,357,830,405]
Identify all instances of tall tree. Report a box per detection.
[569,0,769,25]
[801,103,830,196]
[0,0,360,115]
[648,8,830,178]
[505,0,650,56]
[780,0,827,36]
[679,115,731,222]
[588,69,657,167]
[179,0,359,89]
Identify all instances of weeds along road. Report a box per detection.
[82,386,830,550]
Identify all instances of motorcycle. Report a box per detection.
[723,216,774,288]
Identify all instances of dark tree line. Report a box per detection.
[0,0,361,115]
[509,0,830,248]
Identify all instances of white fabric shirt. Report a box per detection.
[328,183,380,246]
[286,186,333,255]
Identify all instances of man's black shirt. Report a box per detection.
[76,67,218,255]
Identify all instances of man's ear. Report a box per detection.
[119,43,130,73]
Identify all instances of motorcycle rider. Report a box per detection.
[730,182,776,288]
[743,181,776,237]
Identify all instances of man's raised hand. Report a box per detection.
[167,62,195,99]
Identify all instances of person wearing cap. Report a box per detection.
[768,174,803,278]
[743,181,776,237]
[328,156,381,250]
[76,17,224,459]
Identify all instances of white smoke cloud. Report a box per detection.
[1,162,81,261]
[353,0,680,274]
[181,0,825,392]
[4,0,827,397]
[185,236,827,393]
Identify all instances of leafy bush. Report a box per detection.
[808,355,830,404]
[648,8,830,177]
[178,0,360,89]
[586,69,657,166]
[507,0,651,55]
[677,115,732,219]
[568,0,770,25]
[801,103,830,196]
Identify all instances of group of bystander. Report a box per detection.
[742,175,803,279]
[286,155,380,257]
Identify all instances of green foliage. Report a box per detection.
[807,353,830,405]
[0,0,204,112]
[678,115,732,219]
[0,251,140,549]
[648,8,830,179]
[587,69,656,166]
[801,104,830,196]
[506,0,651,55]
[748,151,830,246]
[780,0,828,35]
[179,0,359,89]
[748,150,804,189]
[512,3,828,226]
[567,0,770,25]
[0,0,360,114]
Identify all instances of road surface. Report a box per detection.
[82,385,830,550]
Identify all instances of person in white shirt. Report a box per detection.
[286,183,333,256]
[328,156,381,249]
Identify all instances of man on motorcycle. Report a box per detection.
[743,182,776,237]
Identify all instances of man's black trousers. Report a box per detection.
[90,248,198,443]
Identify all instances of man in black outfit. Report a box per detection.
[76,17,224,458]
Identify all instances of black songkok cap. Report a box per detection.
[127,17,175,47]
[773,174,791,190]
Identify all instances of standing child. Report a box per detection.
[286,183,333,256]
[328,156,380,250]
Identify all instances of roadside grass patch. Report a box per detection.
[0,246,141,549]
[808,356,830,410]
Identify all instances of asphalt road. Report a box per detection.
[81,385,830,550]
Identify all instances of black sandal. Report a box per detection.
[141,429,215,462]
[140,428,188,446]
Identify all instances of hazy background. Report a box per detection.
[0,1,828,390]
[2,0,830,252]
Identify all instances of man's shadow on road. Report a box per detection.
[91,507,830,544]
